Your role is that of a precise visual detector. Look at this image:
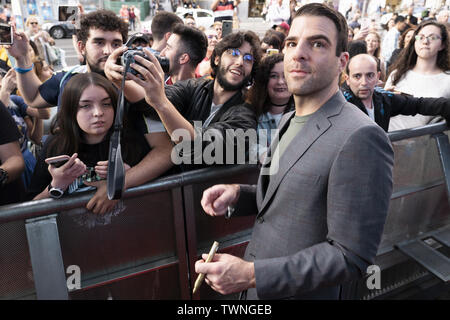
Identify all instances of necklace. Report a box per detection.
[270,101,289,107]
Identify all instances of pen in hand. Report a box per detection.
[193,241,219,294]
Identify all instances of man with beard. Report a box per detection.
[105,31,260,167]
[195,4,394,299]
[160,23,207,84]
[7,10,174,213]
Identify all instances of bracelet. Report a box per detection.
[14,63,34,74]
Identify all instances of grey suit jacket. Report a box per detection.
[234,91,394,299]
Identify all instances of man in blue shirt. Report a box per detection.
[7,10,173,212]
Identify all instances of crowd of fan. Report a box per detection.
[0,4,449,216]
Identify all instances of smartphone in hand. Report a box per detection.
[0,23,12,45]
[222,20,233,38]
[45,155,70,168]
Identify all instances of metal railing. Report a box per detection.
[0,122,449,300]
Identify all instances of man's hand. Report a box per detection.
[353,26,369,41]
[201,184,240,216]
[6,29,31,65]
[84,180,118,215]
[94,160,130,180]
[126,47,167,109]
[194,253,255,295]
[104,46,130,87]
[0,69,17,94]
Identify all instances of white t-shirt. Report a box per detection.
[365,105,375,122]
[203,102,223,128]
[385,70,450,131]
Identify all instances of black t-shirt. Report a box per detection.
[27,133,149,200]
[0,101,25,205]
[0,101,21,144]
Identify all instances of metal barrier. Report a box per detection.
[0,122,449,300]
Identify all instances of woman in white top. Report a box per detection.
[385,20,450,131]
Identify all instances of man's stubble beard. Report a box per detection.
[85,55,107,78]
[216,64,252,91]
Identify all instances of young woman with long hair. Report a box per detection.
[365,31,387,81]
[385,20,450,131]
[28,73,148,214]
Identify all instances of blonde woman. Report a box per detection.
[24,16,55,66]
[365,31,387,81]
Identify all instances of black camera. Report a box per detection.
[121,48,170,75]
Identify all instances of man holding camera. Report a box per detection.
[7,10,173,212]
[105,31,260,167]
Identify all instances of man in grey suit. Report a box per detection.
[196,3,394,299]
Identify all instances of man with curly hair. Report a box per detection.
[8,9,128,108]
[7,10,174,212]
[105,31,261,168]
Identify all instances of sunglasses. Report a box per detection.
[225,48,254,63]
[207,35,218,39]
[30,22,38,25]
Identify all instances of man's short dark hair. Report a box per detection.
[77,10,128,45]
[172,24,207,67]
[293,3,348,56]
[262,30,285,51]
[395,15,406,24]
[151,12,183,41]
[211,31,262,80]
[348,40,367,59]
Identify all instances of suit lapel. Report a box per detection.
[258,91,346,214]
[257,111,294,207]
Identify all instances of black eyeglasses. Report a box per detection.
[30,22,38,25]
[225,48,254,63]
[415,34,442,42]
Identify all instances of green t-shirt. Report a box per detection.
[269,114,311,176]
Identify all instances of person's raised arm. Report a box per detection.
[124,131,173,189]
[127,49,195,141]
[6,30,51,108]
[211,0,221,11]
[104,46,147,103]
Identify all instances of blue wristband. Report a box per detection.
[14,63,34,74]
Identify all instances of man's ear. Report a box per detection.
[78,40,86,56]
[339,52,349,74]
[164,32,172,42]
[179,53,190,65]
[213,55,220,67]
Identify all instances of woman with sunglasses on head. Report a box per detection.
[27,73,148,216]
[385,20,450,131]
[25,16,54,64]
[246,53,293,163]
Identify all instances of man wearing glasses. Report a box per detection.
[106,31,260,167]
